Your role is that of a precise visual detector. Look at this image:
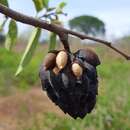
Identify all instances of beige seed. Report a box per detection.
[43,53,56,70]
[72,63,83,77]
[56,51,68,70]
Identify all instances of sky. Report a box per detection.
[1,0,130,39]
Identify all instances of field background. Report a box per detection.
[0,36,130,130]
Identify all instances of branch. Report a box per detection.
[58,33,70,52]
[0,4,130,60]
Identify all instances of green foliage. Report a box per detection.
[0,0,67,75]
[0,33,5,44]
[69,15,105,36]
[0,0,8,7]
[15,28,41,76]
[47,7,56,12]
[56,2,66,14]
[32,0,49,12]
[0,48,17,95]
[0,17,8,33]
[49,32,57,50]
[0,46,46,94]
[5,19,18,50]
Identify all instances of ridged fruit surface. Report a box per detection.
[39,49,100,119]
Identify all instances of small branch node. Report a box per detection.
[59,33,70,53]
[126,57,130,60]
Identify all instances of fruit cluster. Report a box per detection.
[39,49,100,119]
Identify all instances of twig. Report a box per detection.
[58,33,70,52]
[0,4,130,60]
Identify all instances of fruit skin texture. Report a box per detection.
[39,49,100,119]
[75,49,100,66]
[56,51,68,70]
[52,66,60,75]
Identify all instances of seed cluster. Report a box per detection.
[39,49,100,119]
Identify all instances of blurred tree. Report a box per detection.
[69,15,106,36]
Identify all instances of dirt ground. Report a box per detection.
[0,87,64,130]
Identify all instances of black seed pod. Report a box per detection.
[39,49,100,119]
[75,49,101,66]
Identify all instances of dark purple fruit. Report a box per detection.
[39,49,100,119]
[75,49,100,66]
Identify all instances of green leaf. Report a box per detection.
[32,0,43,12]
[47,7,55,12]
[43,0,49,8]
[5,20,18,50]
[0,0,9,7]
[32,0,49,12]
[58,2,66,9]
[15,28,41,76]
[0,19,7,32]
[56,2,66,14]
[49,32,57,51]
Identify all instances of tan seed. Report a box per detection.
[43,53,56,70]
[56,51,68,70]
[72,63,83,77]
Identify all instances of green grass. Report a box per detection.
[0,45,47,95]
